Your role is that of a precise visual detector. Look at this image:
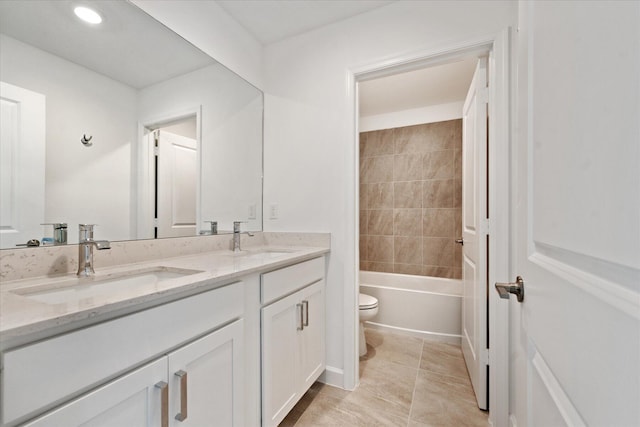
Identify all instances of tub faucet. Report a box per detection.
[77,224,110,277]
[233,221,254,252]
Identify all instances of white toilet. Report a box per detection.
[359,293,379,357]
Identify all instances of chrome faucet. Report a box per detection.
[233,221,254,252]
[77,224,110,277]
[199,220,218,235]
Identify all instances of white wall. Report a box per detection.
[137,64,263,233]
[359,101,463,132]
[131,0,264,90]
[0,34,137,244]
[263,0,516,387]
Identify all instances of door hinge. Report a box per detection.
[481,348,490,365]
[154,146,159,156]
[480,218,490,235]
[479,87,489,104]
[153,218,158,227]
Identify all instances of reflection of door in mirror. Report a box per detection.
[0,82,45,248]
[153,119,198,239]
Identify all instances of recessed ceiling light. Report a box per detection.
[74,6,102,24]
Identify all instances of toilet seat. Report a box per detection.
[359,293,378,310]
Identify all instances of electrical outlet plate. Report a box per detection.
[269,203,278,219]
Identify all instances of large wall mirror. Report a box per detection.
[0,0,263,249]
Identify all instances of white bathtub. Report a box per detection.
[359,271,462,344]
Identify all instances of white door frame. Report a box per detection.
[346,28,512,426]
[136,106,202,240]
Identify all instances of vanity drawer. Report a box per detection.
[261,257,324,305]
[2,281,243,425]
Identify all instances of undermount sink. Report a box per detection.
[13,267,203,305]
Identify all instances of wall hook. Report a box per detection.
[81,134,93,146]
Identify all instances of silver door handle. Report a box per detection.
[175,370,188,421]
[455,238,464,245]
[297,303,304,330]
[495,276,525,302]
[154,381,168,427]
[302,300,309,327]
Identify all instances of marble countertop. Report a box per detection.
[0,245,329,345]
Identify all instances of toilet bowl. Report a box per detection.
[359,293,379,357]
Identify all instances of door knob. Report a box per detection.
[455,238,464,245]
[495,276,524,302]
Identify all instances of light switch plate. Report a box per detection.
[269,203,278,219]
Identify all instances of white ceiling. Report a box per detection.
[216,0,395,45]
[213,0,476,115]
[359,57,478,117]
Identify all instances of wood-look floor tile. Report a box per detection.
[284,386,409,426]
[419,341,470,381]
[410,369,488,426]
[282,329,488,427]
[358,357,418,413]
[363,328,423,368]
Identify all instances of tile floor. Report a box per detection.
[280,328,488,426]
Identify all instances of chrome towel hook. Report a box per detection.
[81,134,93,146]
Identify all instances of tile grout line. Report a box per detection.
[407,337,426,427]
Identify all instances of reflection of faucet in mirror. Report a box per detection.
[200,221,218,235]
[233,221,254,252]
[77,224,111,277]
[41,223,68,245]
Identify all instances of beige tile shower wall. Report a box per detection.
[359,120,462,279]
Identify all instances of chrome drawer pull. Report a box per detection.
[175,370,188,421]
[154,381,168,427]
[296,303,304,330]
[302,300,309,327]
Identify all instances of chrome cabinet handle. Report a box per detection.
[174,370,188,421]
[154,381,168,427]
[302,300,309,327]
[296,303,304,330]
[495,276,525,302]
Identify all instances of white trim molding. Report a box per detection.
[348,28,513,427]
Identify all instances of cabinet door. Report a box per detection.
[298,280,325,392]
[167,319,244,427]
[24,358,168,427]
[261,291,303,427]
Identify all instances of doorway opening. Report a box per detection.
[137,108,201,240]
[350,31,511,427]
[149,116,198,239]
[357,52,488,408]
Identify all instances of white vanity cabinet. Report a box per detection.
[2,282,244,427]
[23,320,244,427]
[23,357,169,426]
[260,257,325,427]
[166,319,244,427]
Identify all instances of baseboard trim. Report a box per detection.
[318,365,346,389]
[365,322,462,344]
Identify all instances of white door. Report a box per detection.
[167,319,244,427]
[0,82,45,249]
[24,358,168,427]
[157,130,197,238]
[461,57,488,410]
[261,290,301,427]
[297,280,326,391]
[510,2,640,426]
